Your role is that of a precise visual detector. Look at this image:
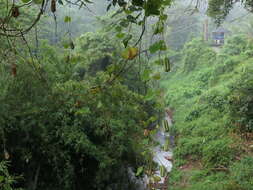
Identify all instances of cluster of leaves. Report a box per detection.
[207,0,253,24]
[0,161,22,190]
[181,39,216,72]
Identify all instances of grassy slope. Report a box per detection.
[162,39,253,190]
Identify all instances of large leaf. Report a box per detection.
[136,166,144,177]
[141,68,152,81]
[121,47,138,60]
[144,0,162,16]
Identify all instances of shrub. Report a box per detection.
[222,35,248,55]
[229,71,253,132]
[182,39,215,72]
[202,138,235,167]
[229,156,253,190]
[175,137,204,159]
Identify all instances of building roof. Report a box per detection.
[212,27,229,33]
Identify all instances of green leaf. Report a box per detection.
[136,166,144,177]
[76,107,90,115]
[149,40,167,53]
[154,21,164,35]
[163,0,172,6]
[127,15,137,23]
[141,68,152,81]
[144,89,155,101]
[144,0,162,16]
[142,138,149,145]
[97,101,102,108]
[106,3,112,11]
[116,33,125,39]
[122,34,132,47]
[64,16,72,23]
[62,41,69,49]
[0,176,4,183]
[21,0,30,3]
[132,0,144,6]
[160,14,168,21]
[119,19,129,28]
[115,26,122,32]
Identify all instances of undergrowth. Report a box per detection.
[162,37,253,190]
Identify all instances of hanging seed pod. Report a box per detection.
[164,138,170,151]
[163,120,169,132]
[70,40,75,50]
[12,6,19,18]
[164,57,171,72]
[51,0,56,13]
[166,120,170,132]
[163,120,166,131]
[160,165,166,177]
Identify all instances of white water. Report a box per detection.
[150,113,173,185]
[128,112,174,189]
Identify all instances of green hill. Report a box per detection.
[162,37,253,190]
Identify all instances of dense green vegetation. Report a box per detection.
[0,20,164,189]
[162,36,253,190]
[1,0,253,189]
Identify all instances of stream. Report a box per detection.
[129,110,174,190]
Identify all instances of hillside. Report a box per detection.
[162,37,253,190]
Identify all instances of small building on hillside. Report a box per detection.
[212,27,229,46]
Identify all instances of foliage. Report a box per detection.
[1,0,253,189]
[182,39,216,72]
[229,156,253,189]
[162,37,253,189]
[207,0,253,24]
[0,21,161,190]
[0,161,22,190]
[222,35,249,55]
[229,69,253,132]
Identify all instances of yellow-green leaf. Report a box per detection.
[121,47,138,60]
